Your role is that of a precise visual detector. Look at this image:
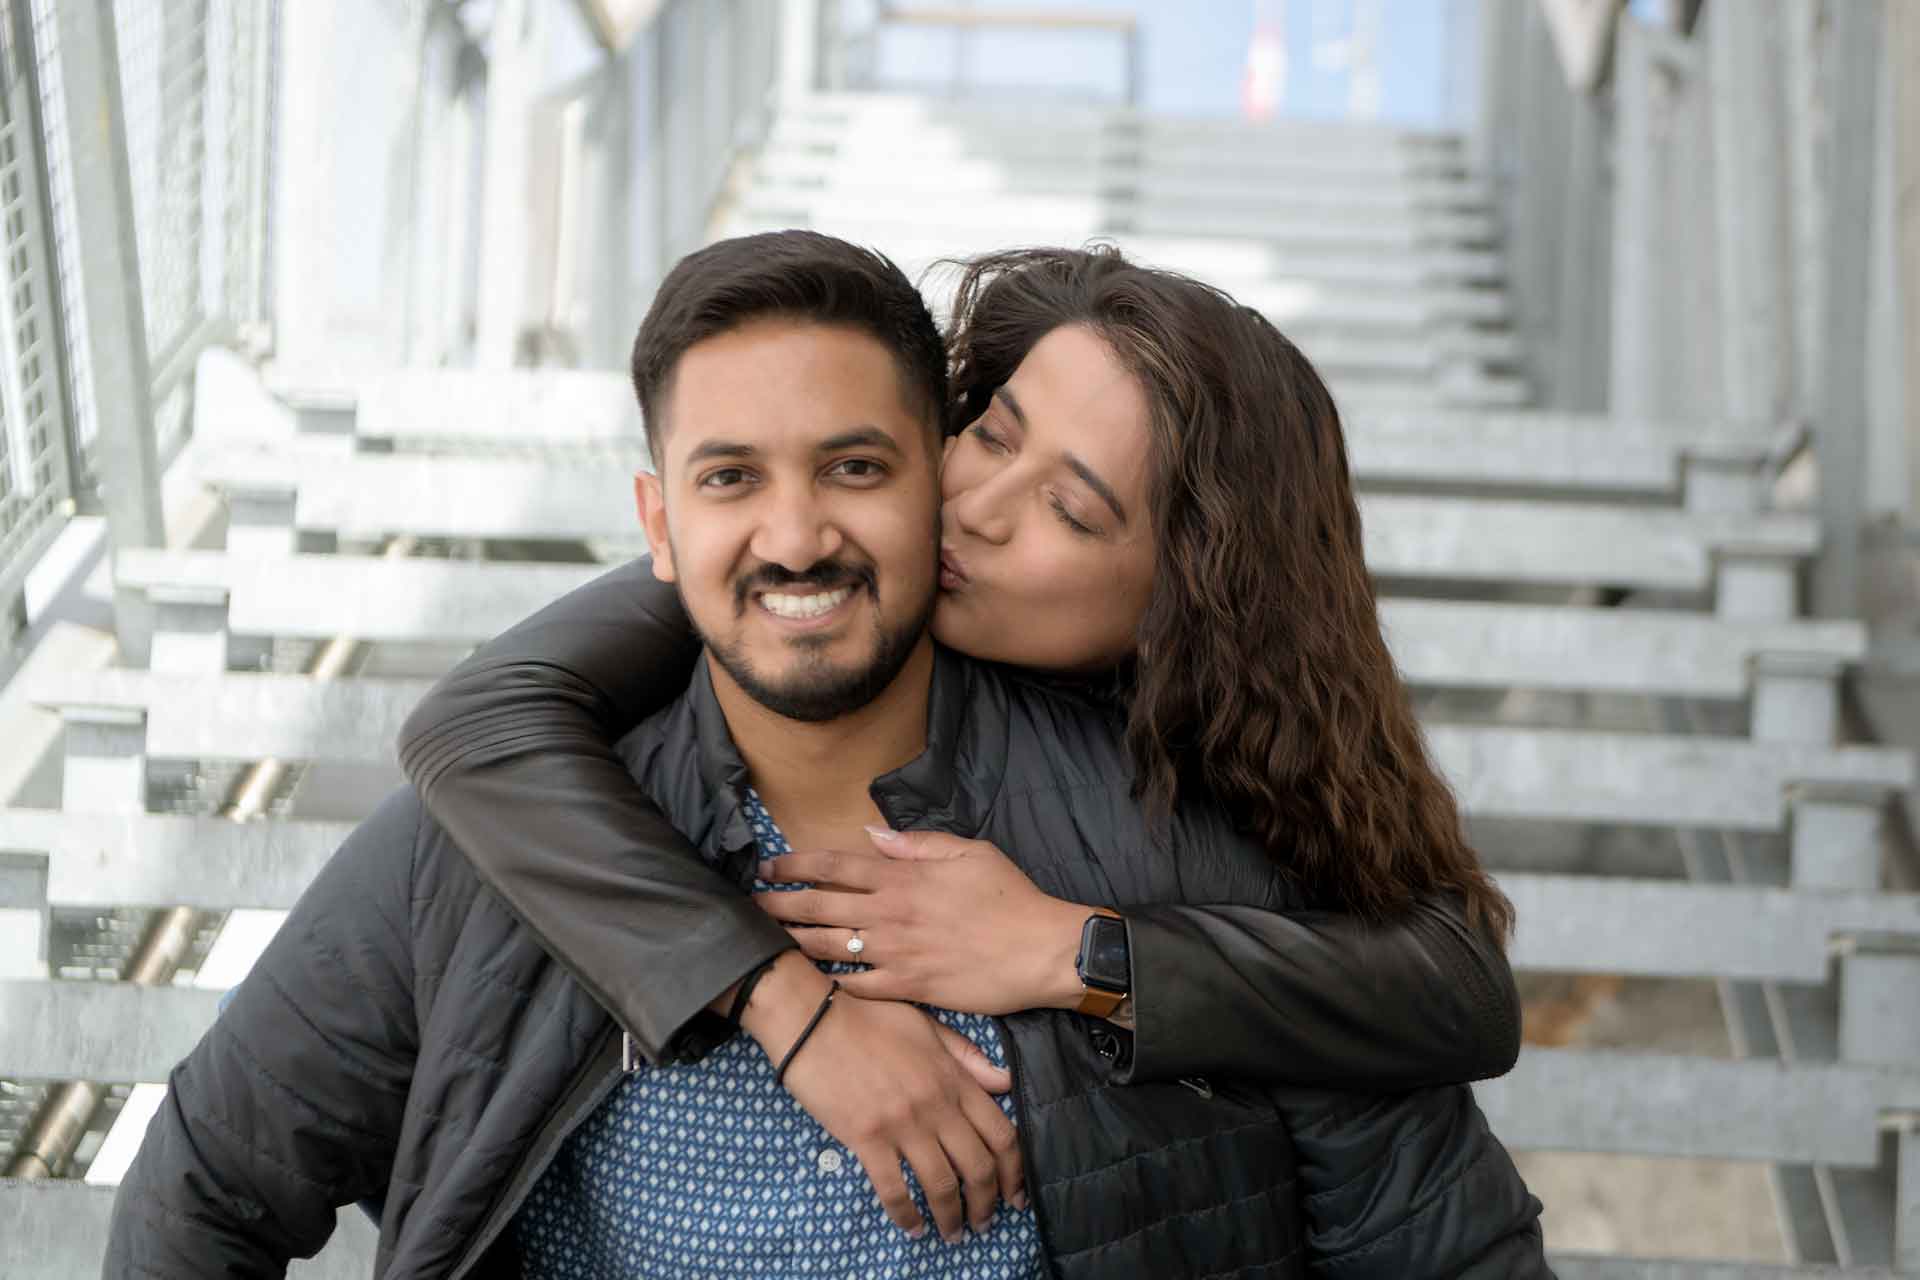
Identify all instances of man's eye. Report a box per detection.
[699,467,749,489]
[829,458,887,481]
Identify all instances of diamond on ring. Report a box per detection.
[845,935,865,956]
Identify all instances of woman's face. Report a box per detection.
[934,323,1157,671]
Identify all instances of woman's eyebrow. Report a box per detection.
[1064,453,1127,526]
[991,386,1027,427]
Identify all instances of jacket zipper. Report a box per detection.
[448,1022,623,1280]
[874,805,1063,1277]
[994,1015,1063,1280]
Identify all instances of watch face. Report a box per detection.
[1078,916,1130,993]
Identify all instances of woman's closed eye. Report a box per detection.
[1049,493,1099,537]
[967,421,1010,454]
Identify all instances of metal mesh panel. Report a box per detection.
[27,0,93,466]
[114,0,209,371]
[204,0,268,330]
[0,0,71,580]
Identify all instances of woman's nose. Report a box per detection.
[948,470,1016,546]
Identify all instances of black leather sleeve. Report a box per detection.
[1120,894,1521,1091]
[103,788,424,1278]
[398,557,1520,1087]
[397,557,793,1065]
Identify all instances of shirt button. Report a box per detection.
[816,1147,845,1175]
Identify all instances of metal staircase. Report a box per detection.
[0,7,1916,1276]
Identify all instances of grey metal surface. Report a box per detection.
[1808,0,1883,619]
[1424,724,1909,831]
[111,0,209,372]
[0,809,352,909]
[26,0,96,475]
[1502,874,1920,983]
[732,198,1494,257]
[752,147,1495,207]
[51,0,161,549]
[1378,598,1863,699]
[1549,1259,1902,1279]
[0,0,77,626]
[1360,494,1816,591]
[356,367,643,445]
[771,95,1469,163]
[201,452,640,544]
[0,1178,379,1278]
[1479,1047,1920,1167]
[117,549,604,643]
[31,668,431,764]
[0,981,222,1082]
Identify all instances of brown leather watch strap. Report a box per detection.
[1075,907,1127,1018]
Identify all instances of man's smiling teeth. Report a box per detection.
[760,587,853,619]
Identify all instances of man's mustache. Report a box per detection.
[733,561,877,611]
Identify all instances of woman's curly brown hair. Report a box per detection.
[943,245,1513,939]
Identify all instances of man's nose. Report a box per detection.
[751,484,845,570]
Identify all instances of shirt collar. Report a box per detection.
[681,644,997,868]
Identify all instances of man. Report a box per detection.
[107,232,1540,1277]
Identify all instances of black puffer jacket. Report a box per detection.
[613,651,1549,1277]
[389,557,1551,1276]
[107,646,1548,1278]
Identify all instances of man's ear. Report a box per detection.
[635,470,675,582]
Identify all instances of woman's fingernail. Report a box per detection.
[865,825,901,843]
[757,859,775,877]
[1011,1191,1028,1210]
[907,1224,927,1241]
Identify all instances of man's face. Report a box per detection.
[638,318,940,722]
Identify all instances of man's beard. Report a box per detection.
[705,559,936,723]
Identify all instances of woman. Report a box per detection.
[399,245,1543,1275]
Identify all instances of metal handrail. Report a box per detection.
[860,3,1142,107]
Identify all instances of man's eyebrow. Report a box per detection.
[817,426,903,455]
[990,386,1028,427]
[684,439,756,465]
[1065,453,1128,526]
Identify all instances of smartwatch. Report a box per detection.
[1074,908,1130,1018]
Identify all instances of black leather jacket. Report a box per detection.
[395,558,1550,1276]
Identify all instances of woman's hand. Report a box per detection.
[754,827,1092,1016]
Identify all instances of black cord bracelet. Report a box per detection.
[773,980,841,1088]
[724,956,780,1027]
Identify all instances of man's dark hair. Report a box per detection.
[631,230,947,458]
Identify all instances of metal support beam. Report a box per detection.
[55,0,161,550]
[1708,3,1794,431]
[474,0,547,367]
[1894,0,1920,527]
[1811,0,1884,617]
[1899,1121,1920,1271]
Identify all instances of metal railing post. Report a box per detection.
[54,0,160,550]
[1811,0,1885,619]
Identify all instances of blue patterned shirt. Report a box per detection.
[513,791,1044,1278]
